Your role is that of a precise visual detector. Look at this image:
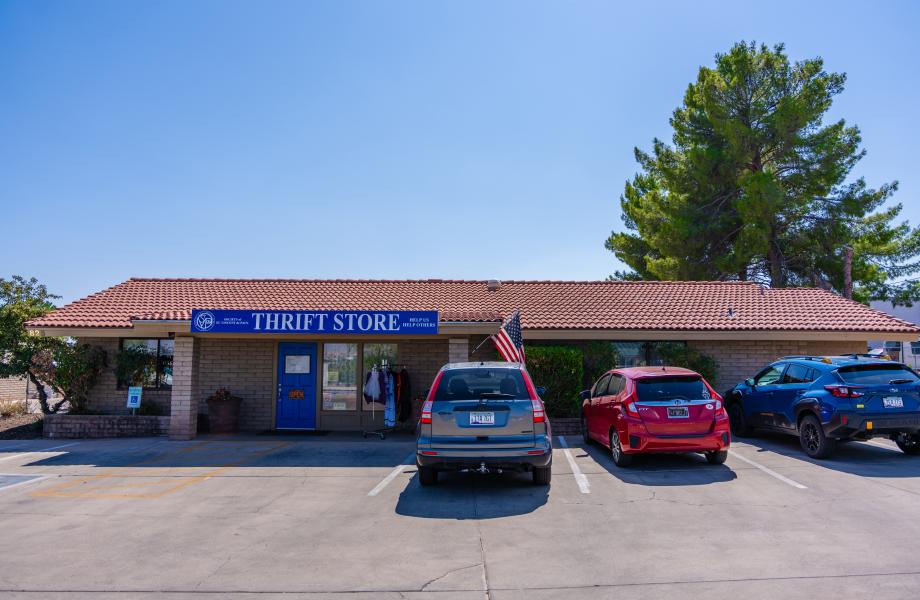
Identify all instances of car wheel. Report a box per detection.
[895,433,920,455]
[581,415,591,445]
[728,401,752,437]
[799,414,836,459]
[418,465,438,486]
[705,450,728,465]
[609,430,633,467]
[532,465,552,486]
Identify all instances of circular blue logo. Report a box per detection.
[195,311,215,331]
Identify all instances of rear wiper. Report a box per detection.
[889,379,915,385]
[479,393,514,400]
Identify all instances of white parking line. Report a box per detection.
[557,436,590,494]
[864,439,898,451]
[0,474,52,493]
[367,452,415,497]
[729,450,807,489]
[0,442,80,464]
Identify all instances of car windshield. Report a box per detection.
[635,376,708,401]
[434,368,530,401]
[837,363,920,385]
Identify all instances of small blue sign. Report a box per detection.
[191,309,439,335]
[127,386,142,409]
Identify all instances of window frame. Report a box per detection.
[781,363,814,385]
[320,342,360,413]
[318,342,400,415]
[592,374,612,398]
[754,364,786,386]
[117,337,174,390]
[605,374,624,396]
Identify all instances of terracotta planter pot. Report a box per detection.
[206,397,242,434]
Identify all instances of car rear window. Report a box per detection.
[836,363,920,385]
[635,376,709,401]
[434,368,530,401]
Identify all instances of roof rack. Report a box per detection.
[779,353,891,362]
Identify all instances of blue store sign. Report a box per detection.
[191,309,439,335]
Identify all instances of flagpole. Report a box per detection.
[470,334,494,357]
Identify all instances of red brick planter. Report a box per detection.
[44,414,170,438]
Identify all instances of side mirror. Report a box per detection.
[536,386,547,396]
[745,378,756,388]
[579,389,591,401]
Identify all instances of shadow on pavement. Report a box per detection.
[21,434,417,469]
[576,437,737,486]
[395,469,549,519]
[737,430,920,478]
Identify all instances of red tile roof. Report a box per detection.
[26,278,920,333]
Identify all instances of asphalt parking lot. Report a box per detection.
[1,433,920,599]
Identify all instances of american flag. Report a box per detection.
[492,311,525,363]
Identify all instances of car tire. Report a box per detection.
[418,465,438,486]
[581,415,591,445]
[895,433,920,455]
[705,450,728,465]
[532,465,552,486]
[728,401,752,437]
[799,414,836,459]
[610,430,633,467]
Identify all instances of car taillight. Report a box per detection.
[825,384,864,398]
[420,399,433,424]
[420,371,443,425]
[531,398,545,423]
[625,401,639,417]
[522,371,545,423]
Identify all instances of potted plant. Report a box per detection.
[206,388,242,434]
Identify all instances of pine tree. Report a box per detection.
[607,42,920,304]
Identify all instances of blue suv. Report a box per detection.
[725,355,920,458]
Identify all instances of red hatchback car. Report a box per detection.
[580,366,731,467]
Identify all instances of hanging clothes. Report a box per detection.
[384,370,396,427]
[398,368,412,422]
[363,368,384,405]
[377,369,386,404]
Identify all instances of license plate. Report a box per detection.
[667,407,689,418]
[883,396,904,408]
[469,411,495,425]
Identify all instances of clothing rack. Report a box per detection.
[362,360,407,440]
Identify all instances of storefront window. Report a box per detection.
[363,343,398,370]
[120,338,174,389]
[322,343,357,411]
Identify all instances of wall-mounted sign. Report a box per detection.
[191,309,439,335]
[127,386,142,409]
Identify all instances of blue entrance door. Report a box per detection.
[276,342,317,429]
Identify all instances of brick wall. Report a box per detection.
[394,339,450,424]
[0,376,28,402]
[197,338,275,432]
[44,414,170,438]
[689,339,863,393]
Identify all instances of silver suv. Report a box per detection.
[416,362,552,486]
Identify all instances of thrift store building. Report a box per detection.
[26,278,920,440]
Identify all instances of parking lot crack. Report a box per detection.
[419,562,484,591]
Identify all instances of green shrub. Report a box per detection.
[525,346,584,418]
[657,342,718,383]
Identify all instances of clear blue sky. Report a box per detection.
[2,1,918,304]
